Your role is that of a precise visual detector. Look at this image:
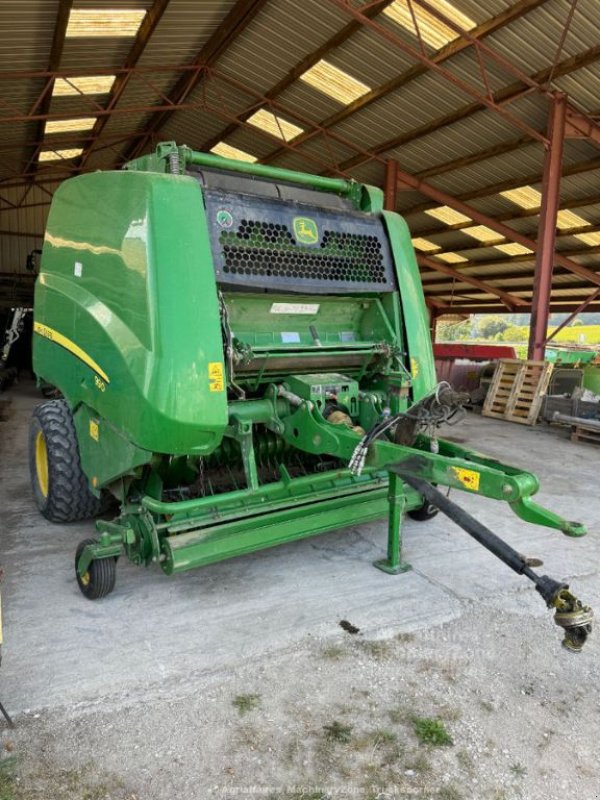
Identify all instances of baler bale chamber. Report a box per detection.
[30,142,592,649]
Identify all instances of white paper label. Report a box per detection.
[74,261,83,277]
[281,331,301,343]
[270,303,320,315]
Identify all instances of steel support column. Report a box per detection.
[528,95,567,360]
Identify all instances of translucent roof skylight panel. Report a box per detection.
[45,117,97,134]
[461,225,504,243]
[500,185,542,209]
[210,142,257,163]
[39,148,84,162]
[412,237,441,252]
[383,0,476,50]
[53,76,116,96]
[65,9,146,37]
[299,60,370,105]
[247,109,303,142]
[494,242,534,256]
[433,252,468,263]
[556,209,591,230]
[575,231,600,247]
[425,206,471,225]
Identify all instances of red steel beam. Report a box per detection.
[210,0,546,161]
[528,95,567,360]
[323,0,550,146]
[418,254,527,309]
[433,302,600,315]
[544,288,600,342]
[392,165,600,288]
[201,0,397,154]
[333,45,600,177]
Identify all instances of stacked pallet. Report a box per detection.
[571,424,600,446]
[483,359,553,426]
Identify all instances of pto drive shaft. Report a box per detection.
[396,472,593,652]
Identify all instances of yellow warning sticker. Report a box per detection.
[89,420,99,441]
[451,467,480,492]
[208,361,225,392]
[410,357,419,379]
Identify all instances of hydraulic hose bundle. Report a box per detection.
[350,381,468,475]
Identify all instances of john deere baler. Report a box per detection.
[30,142,592,649]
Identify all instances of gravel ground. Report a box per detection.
[2,602,598,800]
[1,385,598,800]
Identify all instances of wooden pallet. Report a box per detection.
[571,424,600,446]
[483,359,553,426]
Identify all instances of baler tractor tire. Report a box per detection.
[29,399,104,522]
[75,538,116,600]
[408,502,439,521]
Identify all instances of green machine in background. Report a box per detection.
[30,142,591,649]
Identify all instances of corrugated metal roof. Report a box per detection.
[1,0,600,313]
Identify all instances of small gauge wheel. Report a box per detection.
[75,538,116,600]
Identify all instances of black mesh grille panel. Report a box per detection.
[203,189,396,293]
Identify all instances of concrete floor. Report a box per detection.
[1,380,599,717]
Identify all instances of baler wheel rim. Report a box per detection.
[34,430,49,497]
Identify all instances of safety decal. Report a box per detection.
[451,467,480,492]
[208,361,225,392]
[410,357,419,379]
[89,420,99,441]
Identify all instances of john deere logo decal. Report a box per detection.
[293,217,319,245]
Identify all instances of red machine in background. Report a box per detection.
[433,344,518,396]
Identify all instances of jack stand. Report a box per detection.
[374,472,412,575]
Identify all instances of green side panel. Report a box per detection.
[546,348,596,365]
[381,210,436,400]
[33,170,228,456]
[74,404,152,489]
[583,364,600,393]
